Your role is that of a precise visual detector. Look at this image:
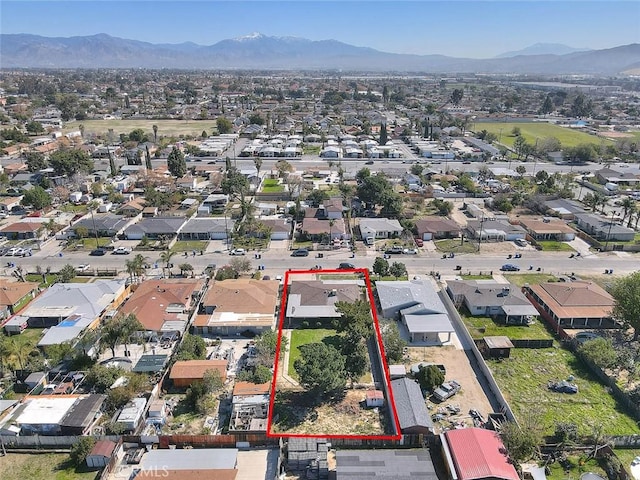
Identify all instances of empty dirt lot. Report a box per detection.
[406,344,494,432]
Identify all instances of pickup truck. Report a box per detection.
[433,380,461,402]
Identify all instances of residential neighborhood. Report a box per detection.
[0,33,640,480]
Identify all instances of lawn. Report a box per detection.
[461,314,554,341]
[544,454,609,480]
[537,240,575,252]
[507,273,558,287]
[288,328,339,380]
[261,179,284,193]
[0,453,99,480]
[172,240,209,252]
[476,122,612,149]
[25,273,58,286]
[303,145,322,155]
[67,237,112,250]
[487,347,640,435]
[434,238,478,254]
[461,274,494,280]
[63,119,215,138]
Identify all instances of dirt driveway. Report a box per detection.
[406,345,494,433]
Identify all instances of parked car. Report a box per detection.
[89,248,106,256]
[433,380,461,402]
[112,246,132,255]
[414,238,424,247]
[338,262,355,270]
[5,247,21,256]
[403,248,418,255]
[385,245,404,254]
[514,238,528,247]
[77,264,91,272]
[230,248,246,256]
[291,248,309,257]
[500,264,520,271]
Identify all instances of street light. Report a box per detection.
[603,210,619,252]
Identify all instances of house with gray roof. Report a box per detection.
[467,219,526,242]
[544,198,586,220]
[376,280,454,343]
[178,217,234,240]
[73,213,131,237]
[123,217,187,240]
[447,280,538,325]
[336,449,437,480]
[390,377,433,434]
[575,213,635,241]
[359,218,404,239]
[286,279,364,323]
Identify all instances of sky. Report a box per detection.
[1,1,639,58]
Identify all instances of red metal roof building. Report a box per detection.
[442,428,519,480]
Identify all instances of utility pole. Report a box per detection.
[603,210,618,252]
[477,214,485,252]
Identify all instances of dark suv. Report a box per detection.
[291,248,309,257]
[89,248,106,256]
[338,262,355,270]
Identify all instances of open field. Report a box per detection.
[288,328,339,380]
[0,453,99,480]
[488,347,640,435]
[63,119,215,138]
[476,122,612,148]
[271,389,385,436]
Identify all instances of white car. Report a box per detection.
[113,246,132,255]
[78,264,91,272]
[403,248,418,255]
[230,248,246,256]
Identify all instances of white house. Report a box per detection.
[359,218,404,239]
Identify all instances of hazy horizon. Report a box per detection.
[2,1,639,59]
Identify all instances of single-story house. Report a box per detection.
[415,216,461,240]
[442,427,519,480]
[119,198,146,216]
[170,359,228,388]
[390,377,433,434]
[123,217,187,240]
[595,168,640,187]
[259,218,292,240]
[285,279,364,323]
[335,449,437,480]
[118,279,205,332]
[0,279,40,323]
[544,198,586,220]
[301,217,347,241]
[73,213,130,237]
[178,217,234,240]
[524,280,618,330]
[574,213,635,242]
[59,393,107,435]
[0,196,22,212]
[447,280,538,325]
[518,217,576,241]
[116,397,147,433]
[194,279,279,335]
[0,222,43,240]
[136,448,238,480]
[466,219,526,242]
[359,218,404,239]
[86,440,117,469]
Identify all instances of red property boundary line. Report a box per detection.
[267,267,402,440]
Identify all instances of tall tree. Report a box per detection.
[294,343,347,397]
[49,148,94,177]
[145,145,152,170]
[167,146,186,178]
[611,272,640,340]
[253,157,263,179]
[152,124,158,143]
[539,95,554,115]
[24,151,47,172]
[379,123,388,145]
[450,88,464,106]
[21,186,52,210]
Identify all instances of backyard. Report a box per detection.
[261,179,284,193]
[476,122,612,149]
[488,346,640,435]
[461,313,554,341]
[0,453,99,480]
[288,328,338,380]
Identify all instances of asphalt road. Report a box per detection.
[7,244,634,279]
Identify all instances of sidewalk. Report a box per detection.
[278,330,299,388]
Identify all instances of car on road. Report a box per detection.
[77,264,91,272]
[433,380,461,402]
[338,262,355,270]
[365,160,374,165]
[403,248,418,255]
[230,248,246,256]
[500,263,520,271]
[291,248,309,257]
[112,246,132,255]
[385,245,404,254]
[5,247,22,256]
[89,248,107,256]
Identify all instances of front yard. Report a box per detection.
[488,347,640,435]
[537,240,575,252]
[171,240,209,252]
[435,238,478,254]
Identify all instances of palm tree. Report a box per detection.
[6,338,34,371]
[152,124,158,143]
[125,254,147,283]
[253,157,262,179]
[159,249,176,277]
[119,313,144,357]
[620,197,635,225]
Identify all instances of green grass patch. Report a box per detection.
[537,240,575,252]
[435,238,478,254]
[461,274,494,280]
[0,453,99,480]
[232,237,269,250]
[288,328,338,380]
[63,119,215,138]
[12,293,36,313]
[292,240,313,249]
[488,347,640,435]
[172,240,209,252]
[461,314,554,341]
[261,179,284,193]
[303,145,322,155]
[25,273,58,286]
[545,454,608,480]
[69,277,91,283]
[613,449,640,470]
[59,204,88,214]
[68,237,112,250]
[476,122,613,149]
[507,273,558,287]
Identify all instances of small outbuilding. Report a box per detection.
[365,390,385,408]
[86,440,117,469]
[480,336,514,359]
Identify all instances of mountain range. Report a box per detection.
[1,33,639,75]
[494,43,591,58]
